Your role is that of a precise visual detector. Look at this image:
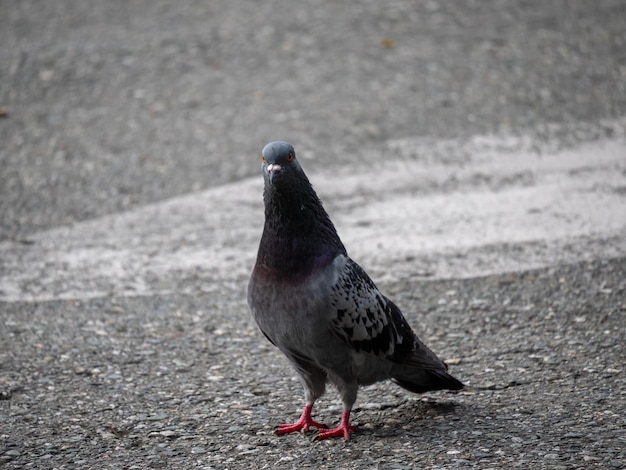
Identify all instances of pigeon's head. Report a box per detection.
[258,141,344,253]
[261,141,304,189]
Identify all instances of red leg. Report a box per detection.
[316,410,357,441]
[275,404,326,435]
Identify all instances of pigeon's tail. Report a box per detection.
[392,368,464,394]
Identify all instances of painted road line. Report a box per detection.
[1,137,624,302]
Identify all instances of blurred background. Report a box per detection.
[2,2,626,467]
[2,0,625,241]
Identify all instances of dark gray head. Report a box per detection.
[261,141,303,189]
[254,141,347,279]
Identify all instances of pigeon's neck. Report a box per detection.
[254,184,346,282]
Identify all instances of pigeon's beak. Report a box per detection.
[266,163,282,183]
[267,163,282,174]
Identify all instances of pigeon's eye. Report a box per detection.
[261,154,266,163]
[287,152,294,162]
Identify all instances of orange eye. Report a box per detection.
[287,152,294,162]
[261,154,266,163]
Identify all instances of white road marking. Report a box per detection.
[1,135,625,302]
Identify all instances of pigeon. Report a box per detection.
[247,141,463,441]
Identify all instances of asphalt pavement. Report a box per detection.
[1,1,625,469]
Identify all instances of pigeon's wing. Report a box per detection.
[328,257,445,370]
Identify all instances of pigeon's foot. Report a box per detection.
[316,411,356,441]
[275,404,326,435]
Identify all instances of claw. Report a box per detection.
[275,404,326,435]
[315,410,356,441]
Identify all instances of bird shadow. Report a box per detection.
[352,395,465,440]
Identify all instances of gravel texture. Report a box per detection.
[1,0,625,240]
[1,1,626,469]
[1,258,625,468]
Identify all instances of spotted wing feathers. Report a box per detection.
[328,260,408,355]
[329,258,456,374]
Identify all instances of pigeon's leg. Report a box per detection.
[276,360,327,435]
[275,404,326,435]
[315,377,358,441]
[316,409,357,441]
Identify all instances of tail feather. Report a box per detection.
[392,369,464,394]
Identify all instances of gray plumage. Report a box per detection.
[248,141,463,440]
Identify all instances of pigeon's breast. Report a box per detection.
[253,235,340,286]
[248,254,345,354]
